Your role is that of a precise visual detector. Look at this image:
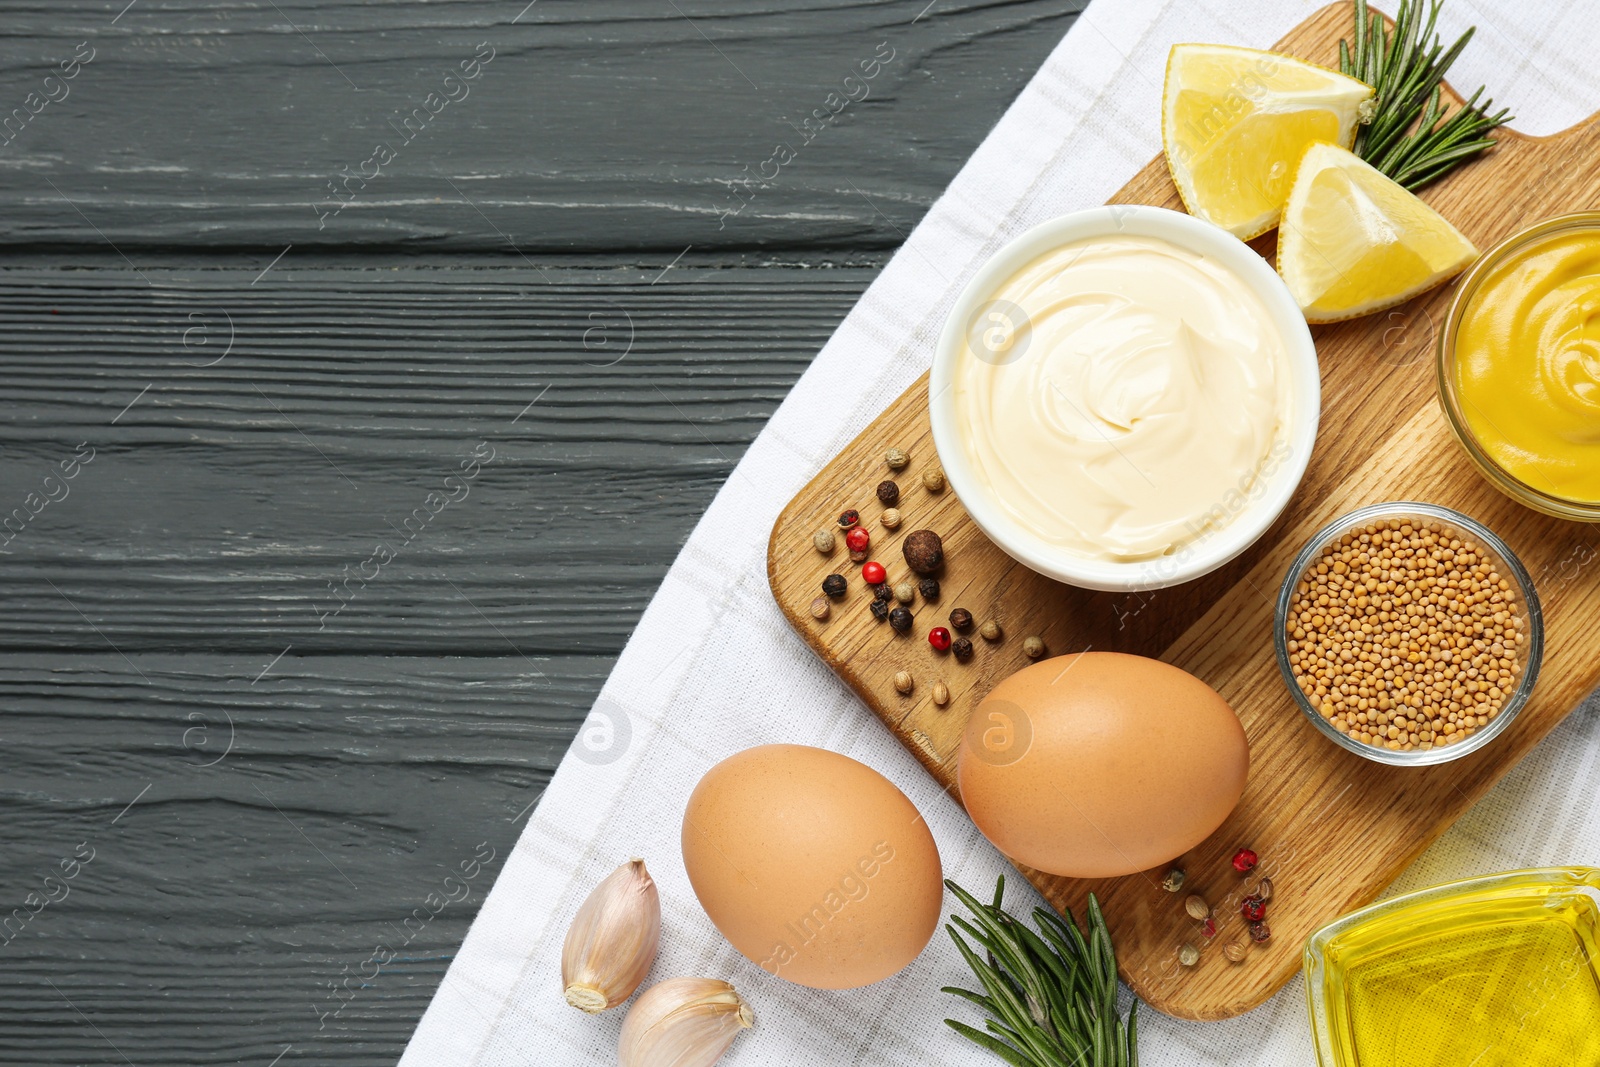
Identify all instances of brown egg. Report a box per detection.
[957,652,1248,878]
[681,744,942,989]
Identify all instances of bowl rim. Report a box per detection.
[1272,500,1545,767]
[929,204,1321,593]
[1436,211,1600,520]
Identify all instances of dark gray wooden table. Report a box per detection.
[0,2,1083,1062]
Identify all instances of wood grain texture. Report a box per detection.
[0,259,868,1064]
[0,0,1083,250]
[0,0,1085,1059]
[767,3,1600,1021]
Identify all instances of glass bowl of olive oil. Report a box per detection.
[1305,867,1600,1067]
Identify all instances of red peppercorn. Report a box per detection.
[861,561,886,585]
[1240,895,1267,923]
[845,527,871,553]
[1201,917,1217,939]
[1249,920,1271,943]
[837,509,860,529]
[1232,848,1258,873]
[928,626,952,651]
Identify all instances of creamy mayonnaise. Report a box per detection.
[952,234,1291,561]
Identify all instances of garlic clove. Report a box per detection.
[619,977,754,1067]
[562,857,661,1013]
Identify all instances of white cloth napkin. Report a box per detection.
[401,1,1600,1063]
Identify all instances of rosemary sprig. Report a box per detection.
[942,877,1138,1067]
[1338,0,1511,189]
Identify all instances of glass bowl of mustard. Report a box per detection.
[1437,212,1600,520]
[1304,866,1600,1067]
[1273,501,1544,767]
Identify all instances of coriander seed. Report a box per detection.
[1223,940,1247,964]
[884,446,909,471]
[1185,894,1211,921]
[932,681,949,706]
[881,507,902,529]
[809,597,830,620]
[921,468,945,492]
[812,529,836,554]
[893,670,913,695]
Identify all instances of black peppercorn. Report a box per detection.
[876,480,900,506]
[918,578,940,600]
[889,606,912,632]
[821,574,847,599]
[903,529,944,574]
[952,636,974,661]
[872,583,893,602]
[949,607,974,632]
[869,598,890,621]
[836,509,860,529]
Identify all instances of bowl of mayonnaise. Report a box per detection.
[930,204,1319,592]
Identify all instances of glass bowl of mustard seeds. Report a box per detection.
[1273,502,1544,767]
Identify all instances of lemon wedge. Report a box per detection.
[1163,43,1373,239]
[1278,141,1478,322]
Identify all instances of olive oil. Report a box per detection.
[1319,879,1600,1067]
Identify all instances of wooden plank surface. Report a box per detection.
[766,2,1600,1021]
[0,0,1088,1061]
[0,0,1081,251]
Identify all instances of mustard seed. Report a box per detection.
[1285,518,1524,752]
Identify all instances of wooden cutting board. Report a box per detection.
[766,2,1600,1022]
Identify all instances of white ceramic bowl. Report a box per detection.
[929,205,1320,592]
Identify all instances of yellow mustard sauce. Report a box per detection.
[1453,229,1600,504]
